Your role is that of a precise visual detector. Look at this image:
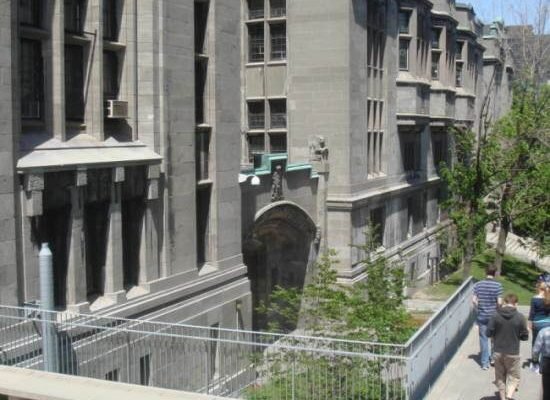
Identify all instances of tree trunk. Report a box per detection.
[463,228,474,281]
[494,221,509,277]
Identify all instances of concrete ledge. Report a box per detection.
[0,366,227,400]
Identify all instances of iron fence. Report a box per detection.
[0,278,475,399]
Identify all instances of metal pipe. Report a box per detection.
[39,243,58,373]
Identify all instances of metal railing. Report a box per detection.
[0,279,475,399]
[404,277,475,400]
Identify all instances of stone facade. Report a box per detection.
[4,0,513,341]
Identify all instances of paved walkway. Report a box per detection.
[427,311,542,400]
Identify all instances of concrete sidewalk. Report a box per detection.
[427,322,542,400]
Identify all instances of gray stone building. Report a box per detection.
[1,0,512,337]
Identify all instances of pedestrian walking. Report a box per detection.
[532,325,550,400]
[473,266,503,369]
[528,279,550,372]
[487,293,529,400]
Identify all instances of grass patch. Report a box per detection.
[420,251,539,305]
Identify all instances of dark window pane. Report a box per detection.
[196,187,211,265]
[270,0,285,17]
[20,0,41,27]
[399,39,409,70]
[194,0,209,53]
[431,52,440,79]
[65,45,85,121]
[431,28,440,49]
[370,207,385,247]
[456,41,464,60]
[103,0,118,40]
[20,39,43,119]
[248,0,264,19]
[247,134,264,162]
[270,133,286,153]
[270,23,286,60]
[248,101,264,129]
[398,11,410,34]
[456,63,463,86]
[195,59,208,123]
[140,355,151,386]
[269,99,286,128]
[248,24,264,62]
[103,51,119,99]
[65,0,85,34]
[195,131,210,181]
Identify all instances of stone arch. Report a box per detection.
[243,201,318,331]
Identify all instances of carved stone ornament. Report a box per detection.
[271,165,284,202]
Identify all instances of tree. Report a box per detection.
[490,81,550,272]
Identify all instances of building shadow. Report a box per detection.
[469,353,482,367]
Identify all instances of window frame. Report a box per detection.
[399,39,410,71]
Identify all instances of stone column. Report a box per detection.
[20,174,44,303]
[84,0,104,139]
[138,166,161,285]
[66,185,89,312]
[50,0,66,140]
[104,167,126,302]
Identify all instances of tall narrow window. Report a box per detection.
[20,0,41,27]
[431,52,440,80]
[103,0,118,40]
[103,51,119,100]
[248,0,264,20]
[269,133,286,153]
[20,39,43,120]
[401,132,420,175]
[398,11,410,34]
[194,0,209,54]
[270,23,286,60]
[456,41,464,60]
[247,101,265,129]
[196,187,211,265]
[431,28,441,49]
[455,62,463,86]
[247,134,264,162]
[399,40,409,70]
[370,207,385,247]
[196,131,210,181]
[248,24,264,62]
[269,99,286,128]
[105,369,119,381]
[65,45,85,121]
[65,0,85,34]
[195,59,208,124]
[270,0,286,17]
[139,355,151,385]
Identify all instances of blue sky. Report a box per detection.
[467,0,547,26]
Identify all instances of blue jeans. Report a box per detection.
[478,322,492,368]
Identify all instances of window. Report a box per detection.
[196,187,211,265]
[367,131,383,176]
[65,0,85,34]
[196,131,210,181]
[431,52,440,80]
[269,99,286,128]
[139,355,151,385]
[20,39,43,120]
[269,133,286,153]
[432,134,447,170]
[248,24,264,62]
[103,0,118,40]
[270,0,286,17]
[194,0,209,54]
[369,207,385,247]
[247,101,265,129]
[195,59,208,124]
[398,11,410,34]
[401,132,420,174]
[247,134,264,162]
[399,39,409,70]
[20,0,41,27]
[455,62,463,87]
[270,23,286,60]
[456,41,464,60]
[65,45,85,121]
[103,51,119,100]
[431,28,441,49]
[248,0,264,20]
[105,369,119,381]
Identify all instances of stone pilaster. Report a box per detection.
[104,168,125,302]
[66,186,89,312]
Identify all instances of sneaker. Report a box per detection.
[482,365,489,370]
[530,362,540,373]
[490,359,495,366]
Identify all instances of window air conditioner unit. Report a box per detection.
[105,100,128,119]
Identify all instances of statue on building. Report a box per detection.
[271,165,284,202]
[309,136,329,162]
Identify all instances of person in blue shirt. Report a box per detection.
[532,326,550,399]
[528,280,550,372]
[473,266,503,370]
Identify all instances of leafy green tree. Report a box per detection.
[490,81,550,271]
